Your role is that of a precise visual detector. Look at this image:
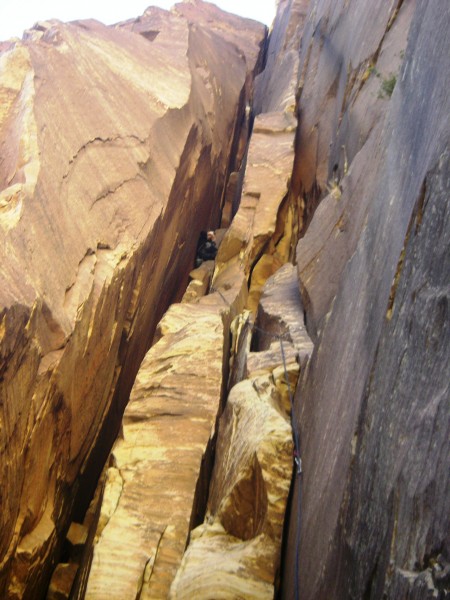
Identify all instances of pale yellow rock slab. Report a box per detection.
[181,260,215,303]
[85,302,227,599]
[170,376,293,597]
[170,523,275,599]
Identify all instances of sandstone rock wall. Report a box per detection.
[280,1,450,598]
[214,0,307,314]
[2,0,449,598]
[86,0,315,590]
[85,298,232,599]
[164,1,316,592]
[0,4,266,597]
[170,265,312,599]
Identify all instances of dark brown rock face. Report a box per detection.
[279,1,450,598]
[0,3,265,597]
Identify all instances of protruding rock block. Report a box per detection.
[171,263,312,595]
[216,112,297,275]
[85,300,228,599]
[47,563,78,600]
[214,109,302,312]
[170,376,293,599]
[65,523,88,563]
[255,263,313,360]
[181,261,215,303]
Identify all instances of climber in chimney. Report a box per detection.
[195,230,217,267]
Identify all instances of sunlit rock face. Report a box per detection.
[0,3,266,597]
[214,0,309,315]
[2,0,448,598]
[85,301,229,599]
[84,0,310,594]
[84,234,250,599]
[170,265,312,599]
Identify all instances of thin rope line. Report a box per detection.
[214,288,231,307]
[280,336,302,600]
[212,284,302,598]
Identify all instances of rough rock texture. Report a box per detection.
[170,264,312,598]
[213,0,309,315]
[254,263,313,360]
[170,376,293,599]
[85,234,251,598]
[181,260,215,303]
[47,563,78,600]
[161,2,312,593]
[3,0,448,598]
[86,301,227,599]
[254,0,308,115]
[153,4,314,589]
[0,3,266,597]
[215,112,300,317]
[280,1,450,598]
[214,110,301,313]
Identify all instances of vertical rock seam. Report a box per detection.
[2,0,448,598]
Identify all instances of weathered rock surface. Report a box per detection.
[0,3,266,597]
[254,263,313,360]
[181,260,215,303]
[342,150,450,600]
[170,375,293,599]
[3,0,448,598]
[163,3,312,593]
[85,301,227,599]
[280,1,450,598]
[254,0,308,115]
[84,237,251,598]
[47,563,78,600]
[214,110,300,312]
[173,0,267,81]
[171,264,313,597]
[213,0,306,315]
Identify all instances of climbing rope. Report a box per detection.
[214,287,303,599]
[280,328,302,600]
[248,325,302,600]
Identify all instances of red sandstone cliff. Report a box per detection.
[1,0,449,599]
[0,3,265,597]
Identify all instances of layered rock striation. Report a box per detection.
[1,0,449,598]
[86,299,232,599]
[170,265,313,598]
[84,0,311,590]
[0,2,266,597]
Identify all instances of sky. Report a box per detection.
[0,0,276,41]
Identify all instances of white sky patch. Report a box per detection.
[0,0,276,41]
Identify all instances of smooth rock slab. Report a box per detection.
[283,2,450,598]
